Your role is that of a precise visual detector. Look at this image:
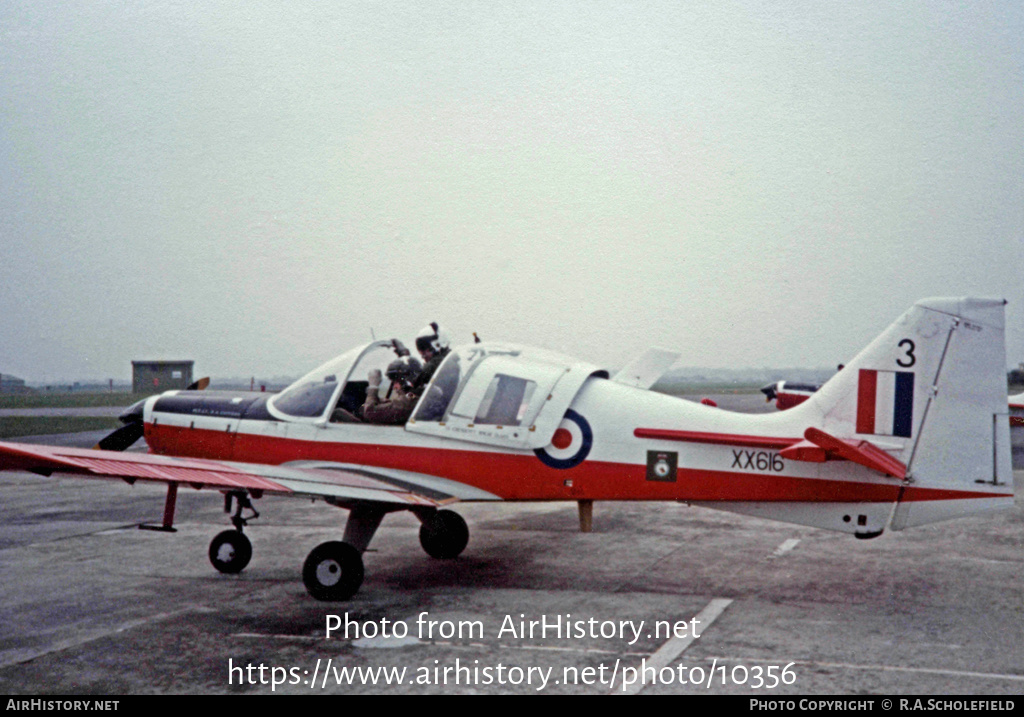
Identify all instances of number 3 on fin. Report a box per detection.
[897,339,915,367]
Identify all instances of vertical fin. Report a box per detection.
[787,297,1013,529]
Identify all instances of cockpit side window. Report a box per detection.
[473,374,537,426]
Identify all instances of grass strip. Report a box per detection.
[0,417,121,439]
[0,393,148,409]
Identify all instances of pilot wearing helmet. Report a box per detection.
[409,322,460,421]
[410,322,452,394]
[362,355,423,425]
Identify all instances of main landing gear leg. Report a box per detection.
[208,491,259,574]
[302,504,387,602]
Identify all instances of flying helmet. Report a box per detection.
[415,322,450,355]
[385,356,423,383]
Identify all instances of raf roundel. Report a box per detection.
[534,410,593,469]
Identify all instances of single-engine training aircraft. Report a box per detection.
[0,298,1015,601]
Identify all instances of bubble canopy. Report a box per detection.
[264,339,606,438]
[268,341,394,422]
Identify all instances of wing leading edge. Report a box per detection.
[0,440,497,507]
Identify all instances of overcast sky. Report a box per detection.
[1,1,1021,383]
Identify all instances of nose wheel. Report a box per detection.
[208,491,259,574]
[302,541,365,601]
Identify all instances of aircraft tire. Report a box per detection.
[419,510,469,559]
[208,530,252,574]
[302,541,364,601]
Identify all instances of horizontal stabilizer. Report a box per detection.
[778,427,906,478]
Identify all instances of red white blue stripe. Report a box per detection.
[856,369,914,438]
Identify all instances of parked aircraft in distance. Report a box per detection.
[760,380,821,410]
[1010,393,1024,427]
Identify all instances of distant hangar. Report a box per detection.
[132,361,193,393]
[0,373,28,393]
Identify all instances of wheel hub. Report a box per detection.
[316,560,342,586]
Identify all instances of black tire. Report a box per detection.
[419,510,469,559]
[208,530,252,574]
[302,541,364,601]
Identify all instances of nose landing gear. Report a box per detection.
[207,490,259,574]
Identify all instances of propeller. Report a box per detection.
[94,377,210,451]
[94,420,145,451]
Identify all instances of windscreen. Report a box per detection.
[271,350,360,419]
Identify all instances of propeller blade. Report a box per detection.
[94,422,145,452]
[94,379,204,452]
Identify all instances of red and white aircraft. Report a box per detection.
[760,380,821,410]
[0,298,1015,601]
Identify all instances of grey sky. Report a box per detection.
[1,1,1021,383]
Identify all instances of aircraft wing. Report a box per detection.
[0,440,498,508]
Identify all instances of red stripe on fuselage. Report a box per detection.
[144,422,1006,504]
[632,429,799,449]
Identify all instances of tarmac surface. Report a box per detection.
[1,394,1023,695]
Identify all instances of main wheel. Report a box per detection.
[302,541,364,601]
[419,510,469,559]
[208,530,252,574]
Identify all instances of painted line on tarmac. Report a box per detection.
[768,538,801,559]
[0,606,214,668]
[233,633,323,643]
[613,597,733,695]
[231,633,650,657]
[449,641,647,657]
[706,655,1024,683]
